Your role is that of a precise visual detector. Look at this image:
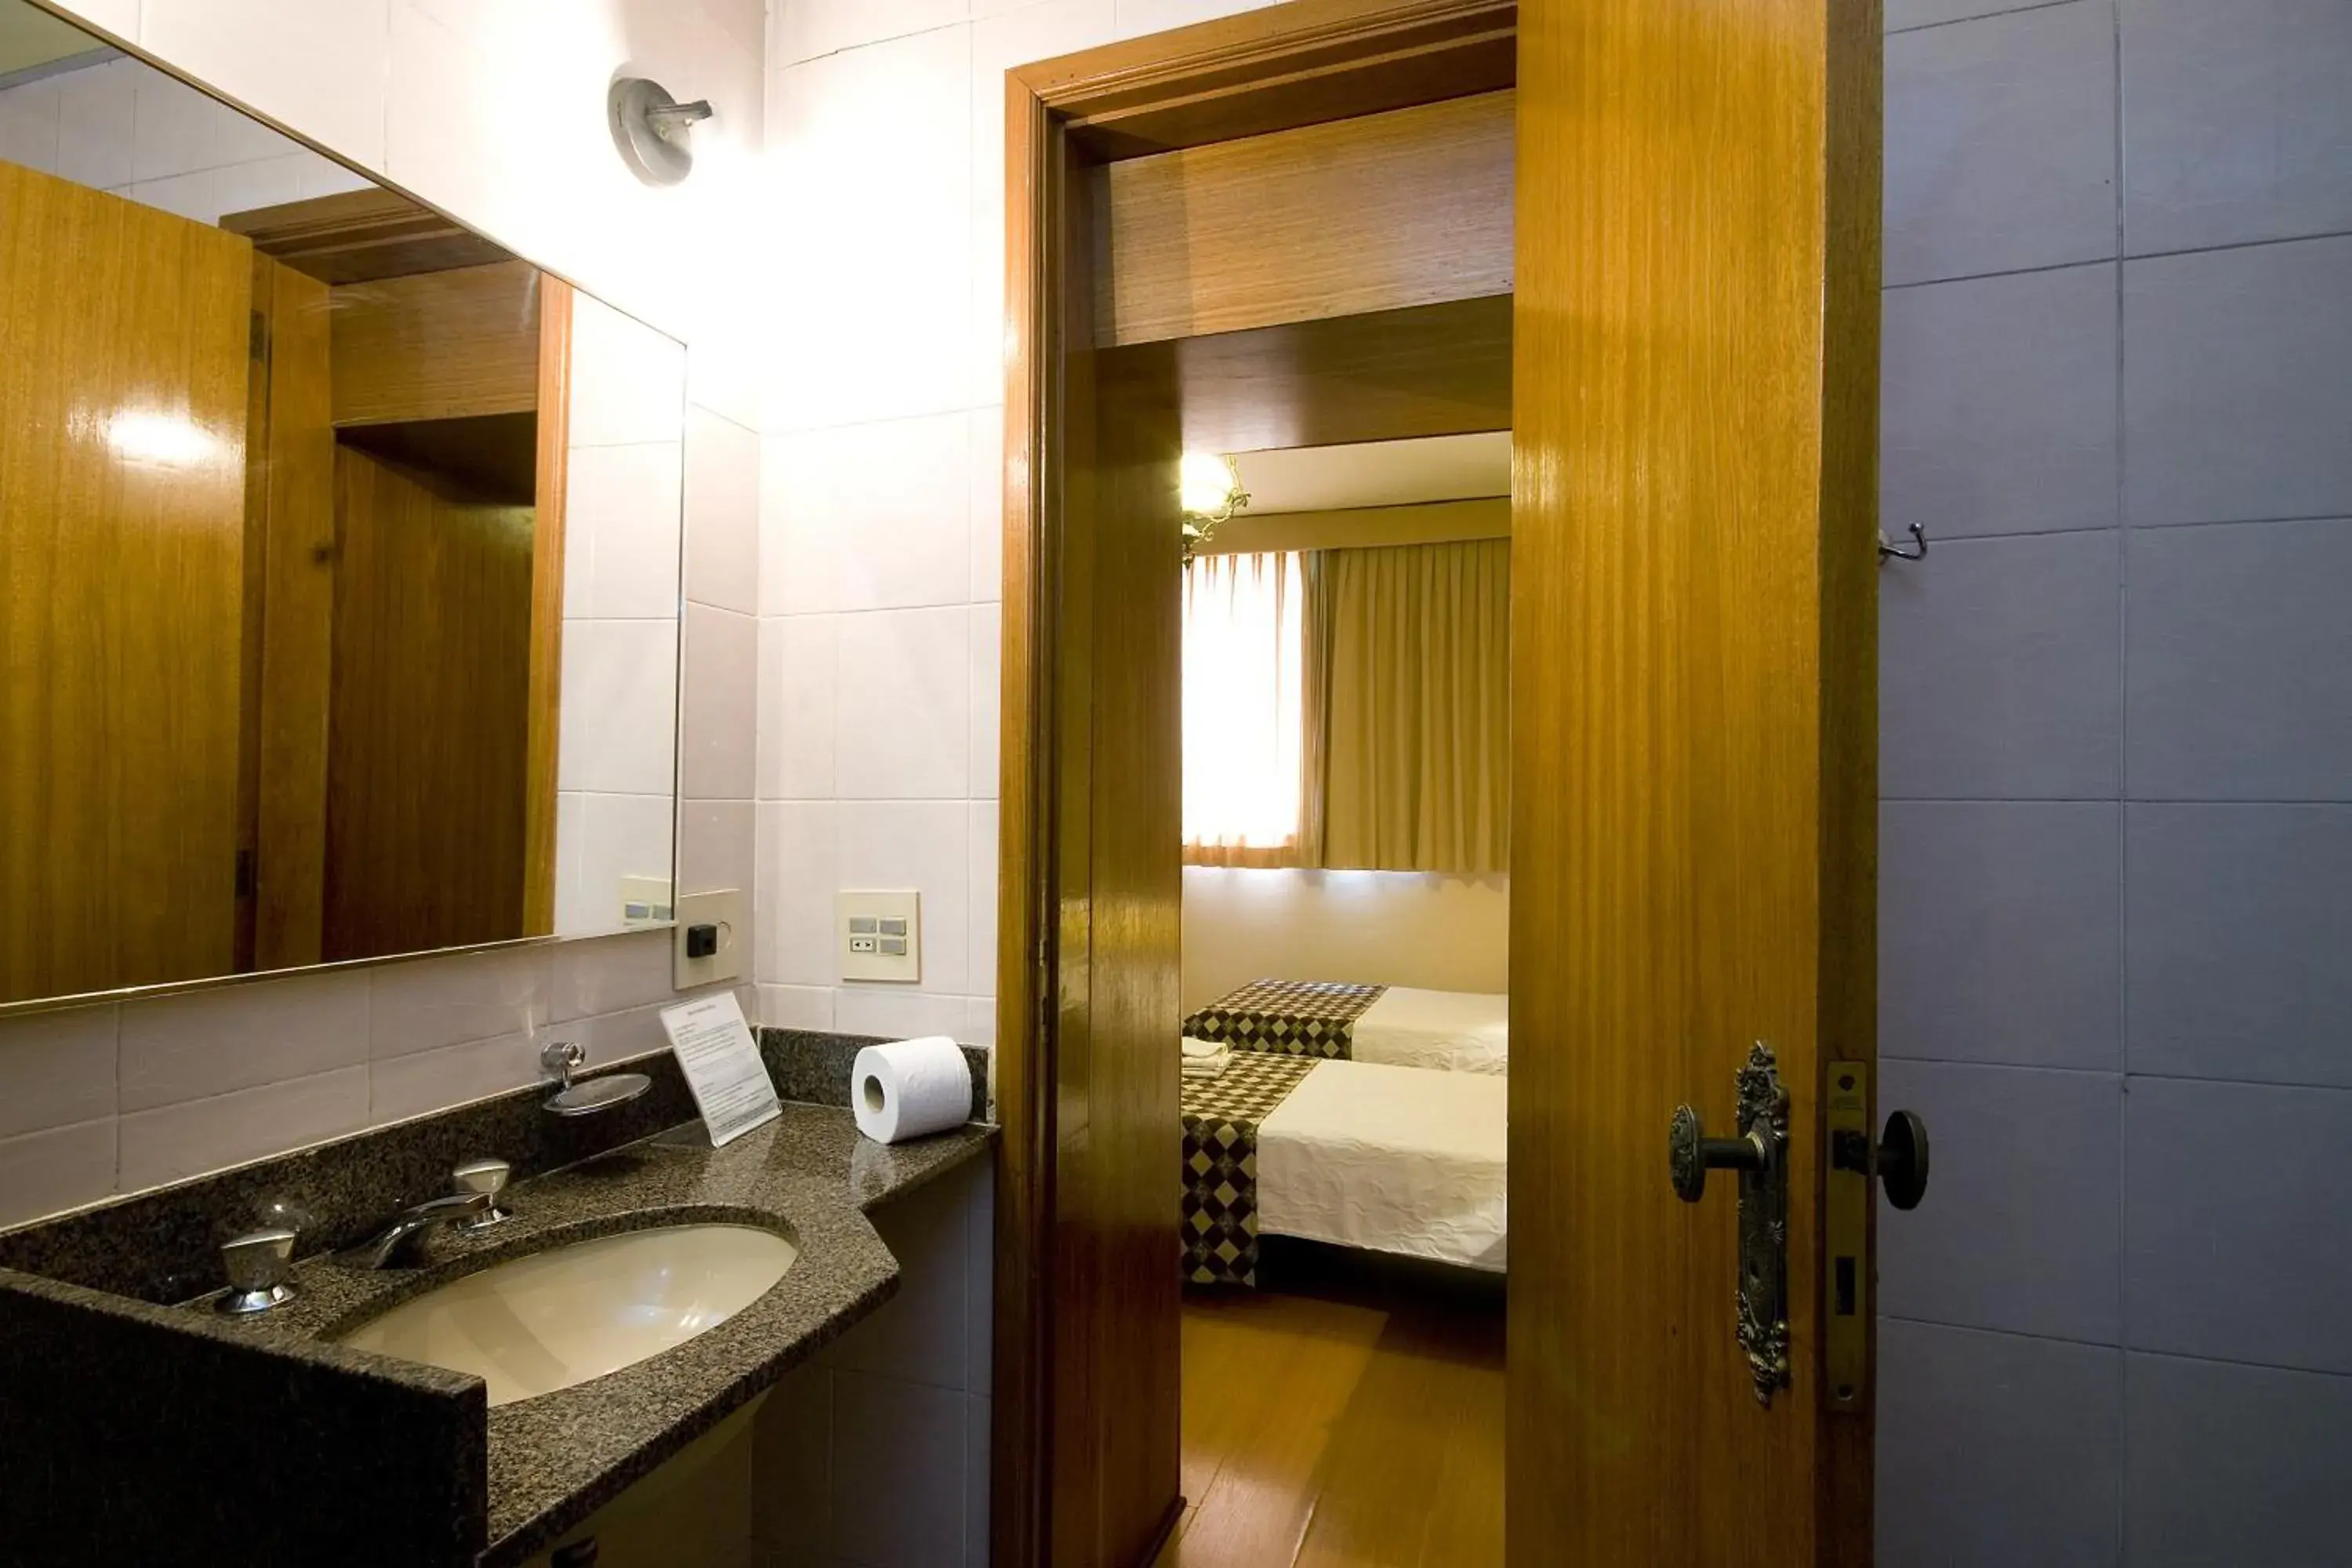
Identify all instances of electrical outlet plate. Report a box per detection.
[837,890,920,982]
[673,888,746,990]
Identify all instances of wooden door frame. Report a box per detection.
[990,5,1517,1563]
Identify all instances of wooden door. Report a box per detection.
[0,160,254,1005]
[1505,0,1882,1563]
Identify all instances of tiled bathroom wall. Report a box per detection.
[0,0,768,1231]
[751,0,1280,1058]
[0,49,371,223]
[1876,1,2352,1561]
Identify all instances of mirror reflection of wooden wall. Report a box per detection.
[0,170,569,1005]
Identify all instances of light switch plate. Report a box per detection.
[673,888,746,990]
[838,890,920,982]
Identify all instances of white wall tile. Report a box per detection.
[756,982,836,1030]
[1112,0,1279,40]
[761,801,840,985]
[129,63,223,179]
[835,986,969,1041]
[962,996,997,1051]
[574,793,678,920]
[773,0,964,67]
[685,405,761,615]
[836,607,973,800]
[681,798,757,897]
[968,401,1004,604]
[684,604,760,800]
[42,0,136,42]
[0,76,62,174]
[368,945,551,1058]
[551,929,680,1022]
[568,292,691,448]
[760,614,839,800]
[968,601,1000,802]
[767,25,971,430]
[558,619,681,796]
[368,1030,540,1123]
[0,1005,118,1140]
[0,1120,116,1229]
[564,1000,674,1065]
[572,442,685,620]
[838,801,971,993]
[764,413,973,615]
[140,0,390,171]
[119,971,370,1112]
[118,1066,369,1192]
[53,57,135,187]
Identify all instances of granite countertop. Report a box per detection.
[207,1104,993,1566]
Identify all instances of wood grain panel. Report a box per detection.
[321,447,532,961]
[328,260,541,427]
[522,276,572,937]
[1094,90,1513,346]
[1505,0,1879,1563]
[0,161,252,1006]
[996,11,1523,1564]
[250,258,339,971]
[222,187,517,285]
[1165,296,1511,456]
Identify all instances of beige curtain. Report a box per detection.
[1181,551,1311,868]
[1314,538,1509,873]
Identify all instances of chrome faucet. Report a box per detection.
[347,1190,492,1269]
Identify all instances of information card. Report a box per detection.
[659,993,782,1147]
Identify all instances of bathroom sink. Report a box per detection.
[336,1223,797,1406]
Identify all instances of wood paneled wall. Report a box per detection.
[328,260,543,428]
[0,161,253,1005]
[321,448,533,961]
[1093,90,1514,346]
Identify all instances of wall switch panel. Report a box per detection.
[621,875,675,925]
[838,890,920,982]
[672,888,746,990]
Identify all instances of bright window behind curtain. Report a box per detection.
[1182,551,1306,866]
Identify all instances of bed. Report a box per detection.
[1182,979,1508,1074]
[1181,1052,1507,1287]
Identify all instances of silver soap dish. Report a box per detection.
[540,1040,652,1118]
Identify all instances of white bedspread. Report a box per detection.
[1350,986,1509,1075]
[1257,1059,1508,1272]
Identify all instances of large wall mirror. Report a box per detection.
[0,1,684,1013]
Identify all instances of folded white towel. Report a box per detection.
[1181,1037,1224,1059]
[1181,1044,1232,1080]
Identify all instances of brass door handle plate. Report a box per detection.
[1667,1042,1791,1406]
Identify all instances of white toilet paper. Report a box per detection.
[851,1036,971,1144]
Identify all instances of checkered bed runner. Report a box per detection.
[1180,978,1388,1061]
[1181,1052,1319,1287]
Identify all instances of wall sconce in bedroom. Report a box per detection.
[609,77,714,187]
[1181,452,1250,559]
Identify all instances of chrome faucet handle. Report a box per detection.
[216,1226,298,1316]
[347,1190,493,1269]
[452,1156,513,1229]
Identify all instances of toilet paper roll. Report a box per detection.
[852,1036,971,1145]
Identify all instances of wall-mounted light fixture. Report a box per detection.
[1180,452,1249,559]
[608,77,713,187]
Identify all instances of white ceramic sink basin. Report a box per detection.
[337,1223,796,1406]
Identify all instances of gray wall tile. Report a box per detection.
[1890,0,2086,32]
[1882,802,2121,1069]
[1878,1319,2122,1568]
[2122,236,2352,527]
[2125,518,2352,800]
[1882,263,2120,539]
[1879,1060,2122,1341]
[2122,0,2352,256]
[2125,1351,2352,1568]
[2125,1076,2352,1374]
[1881,532,2122,800]
[2128,805,2352,1087]
[1886,1,2119,286]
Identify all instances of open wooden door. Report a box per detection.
[1506,0,1883,1563]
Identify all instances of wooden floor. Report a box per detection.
[1156,1252,1504,1567]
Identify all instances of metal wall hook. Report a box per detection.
[1878,523,1928,562]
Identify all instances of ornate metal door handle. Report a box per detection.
[1668,1042,1791,1405]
